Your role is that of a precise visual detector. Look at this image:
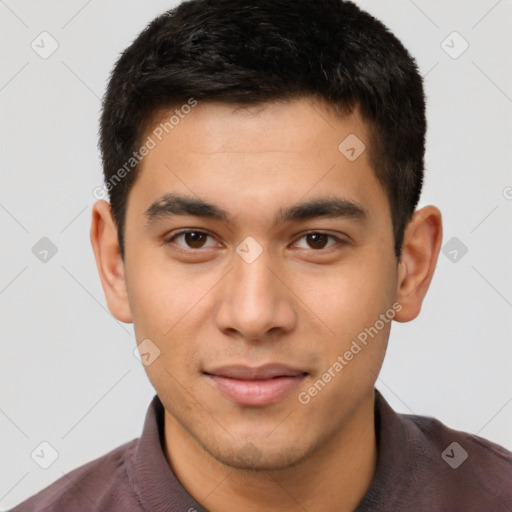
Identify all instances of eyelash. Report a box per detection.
[164,230,345,253]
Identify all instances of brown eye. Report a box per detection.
[184,232,208,248]
[168,231,217,250]
[306,233,329,249]
[293,232,340,250]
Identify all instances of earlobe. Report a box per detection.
[90,200,133,323]
[394,206,443,323]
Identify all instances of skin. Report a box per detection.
[91,98,442,511]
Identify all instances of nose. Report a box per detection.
[215,247,297,342]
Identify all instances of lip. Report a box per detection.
[204,364,308,407]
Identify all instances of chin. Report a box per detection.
[202,439,311,472]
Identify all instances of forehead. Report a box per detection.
[144,99,367,154]
[126,98,390,229]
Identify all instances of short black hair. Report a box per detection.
[99,0,425,260]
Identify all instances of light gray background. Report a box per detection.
[1,0,511,509]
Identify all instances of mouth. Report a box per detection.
[203,364,308,407]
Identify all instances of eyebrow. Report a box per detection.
[143,192,367,227]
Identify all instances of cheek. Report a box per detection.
[126,254,212,375]
[297,256,395,342]
[127,253,203,336]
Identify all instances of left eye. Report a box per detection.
[293,232,340,250]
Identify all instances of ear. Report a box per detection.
[394,205,443,323]
[90,200,133,323]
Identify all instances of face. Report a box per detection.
[121,98,400,470]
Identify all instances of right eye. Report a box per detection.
[165,230,219,250]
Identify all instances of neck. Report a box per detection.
[164,391,377,512]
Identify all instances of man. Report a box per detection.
[13,0,512,511]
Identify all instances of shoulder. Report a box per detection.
[10,438,141,512]
[404,411,512,470]
[402,411,512,509]
[363,390,512,511]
